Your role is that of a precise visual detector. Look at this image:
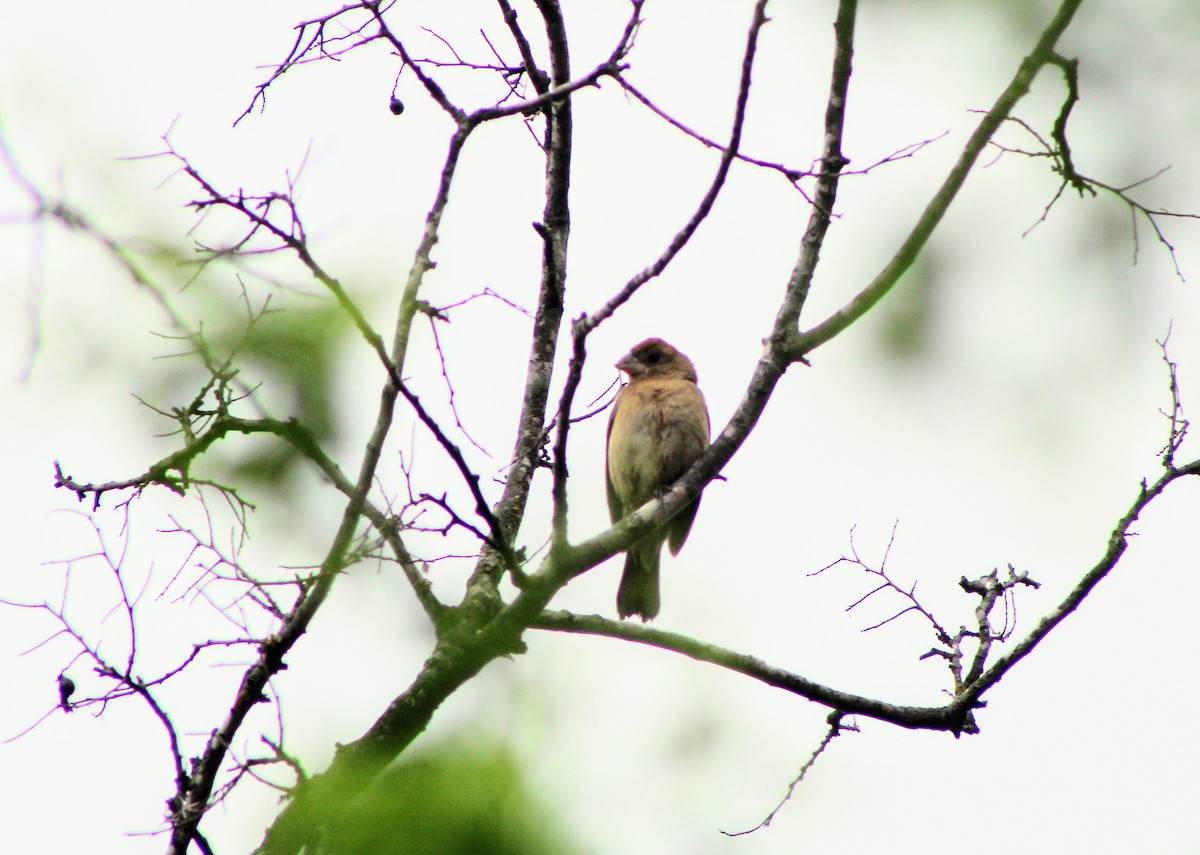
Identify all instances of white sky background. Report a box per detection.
[3,1,1200,853]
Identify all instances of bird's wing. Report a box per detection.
[605,387,623,523]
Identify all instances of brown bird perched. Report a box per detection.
[606,338,710,621]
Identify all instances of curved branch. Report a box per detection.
[959,456,1200,707]
[789,0,1085,359]
[575,0,767,335]
[529,611,962,730]
[532,450,1200,738]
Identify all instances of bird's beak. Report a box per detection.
[616,353,644,377]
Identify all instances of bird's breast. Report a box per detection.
[608,379,709,507]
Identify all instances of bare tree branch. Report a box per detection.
[790,0,1086,358]
[11,0,1200,851]
[574,0,765,335]
[722,712,855,836]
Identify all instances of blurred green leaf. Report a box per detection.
[315,739,582,855]
[213,298,351,488]
[877,250,940,363]
[236,301,348,442]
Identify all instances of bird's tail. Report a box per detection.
[617,538,662,621]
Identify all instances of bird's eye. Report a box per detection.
[646,351,662,364]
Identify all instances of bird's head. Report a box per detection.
[616,338,698,383]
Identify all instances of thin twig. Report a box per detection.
[722,713,856,836]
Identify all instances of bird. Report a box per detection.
[606,338,710,621]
